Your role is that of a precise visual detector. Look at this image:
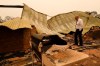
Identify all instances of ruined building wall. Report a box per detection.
[0,26,31,53]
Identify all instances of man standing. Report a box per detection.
[74,16,83,46]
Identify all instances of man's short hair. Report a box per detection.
[75,16,79,20]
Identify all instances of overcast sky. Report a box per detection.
[0,0,100,18]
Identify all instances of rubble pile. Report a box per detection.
[84,26,100,40]
[0,27,100,66]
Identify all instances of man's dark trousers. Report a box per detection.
[74,29,83,46]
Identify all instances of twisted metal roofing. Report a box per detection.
[0,17,32,30]
[47,11,100,34]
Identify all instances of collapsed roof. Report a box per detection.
[1,4,100,37]
[47,11,100,34]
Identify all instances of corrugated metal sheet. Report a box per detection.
[21,4,64,37]
[0,17,32,30]
[47,11,100,34]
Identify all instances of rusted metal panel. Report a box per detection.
[0,26,31,52]
[42,49,89,66]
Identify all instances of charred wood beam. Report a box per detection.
[0,5,23,8]
[31,34,67,62]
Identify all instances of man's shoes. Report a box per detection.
[78,45,83,46]
[73,44,78,46]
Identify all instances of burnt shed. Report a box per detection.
[0,17,32,53]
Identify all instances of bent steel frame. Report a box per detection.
[0,5,23,8]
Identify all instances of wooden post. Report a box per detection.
[30,40,34,66]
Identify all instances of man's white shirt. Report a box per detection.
[76,18,83,31]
